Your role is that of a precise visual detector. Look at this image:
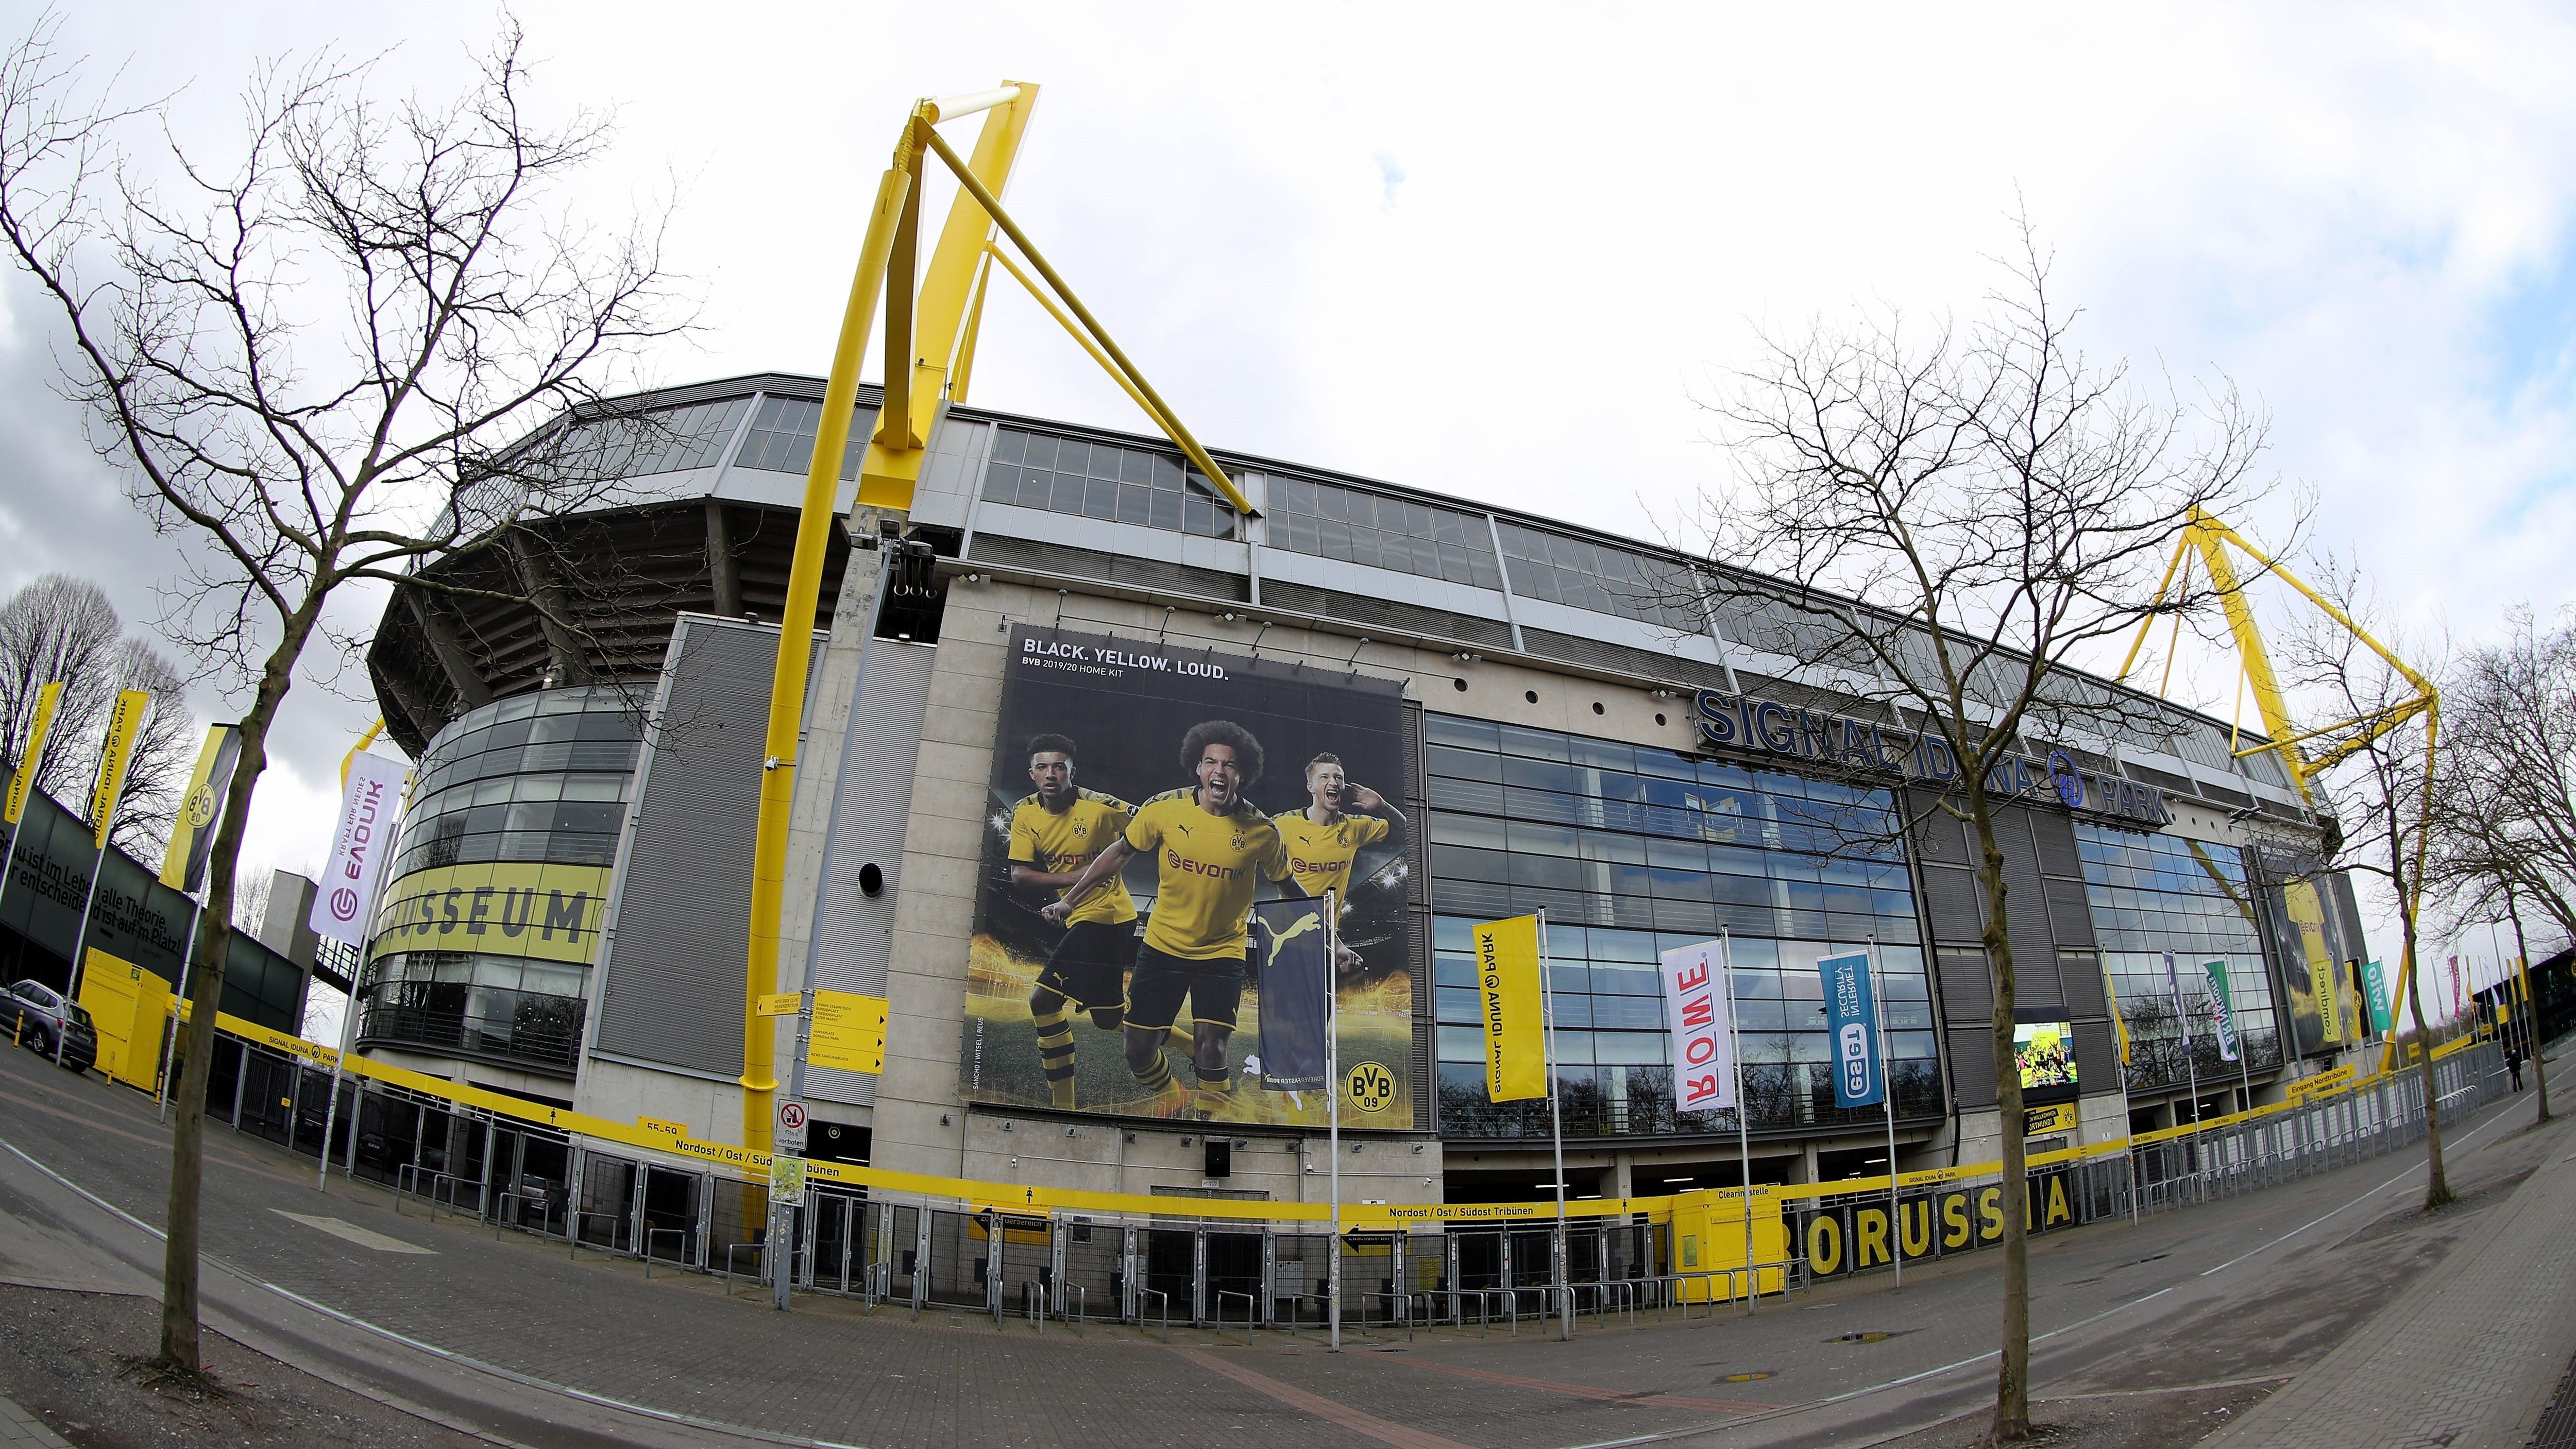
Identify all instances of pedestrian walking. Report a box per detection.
[2506,1046,2525,1093]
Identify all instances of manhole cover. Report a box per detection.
[1723,1372,1775,1383]
[1827,1332,1895,1343]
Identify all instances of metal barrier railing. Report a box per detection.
[194,1020,2512,1339]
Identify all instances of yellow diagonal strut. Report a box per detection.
[739,84,1258,1153]
[2117,506,2438,1075]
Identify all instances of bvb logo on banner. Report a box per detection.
[1346,1061,1395,1114]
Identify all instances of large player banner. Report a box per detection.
[961,626,1416,1129]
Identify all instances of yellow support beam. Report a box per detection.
[861,85,1041,506]
[739,83,1262,1154]
[917,126,1253,516]
[739,145,915,1157]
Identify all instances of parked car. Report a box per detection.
[5,980,97,1072]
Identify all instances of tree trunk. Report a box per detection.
[2397,907,2451,1211]
[2507,900,2550,1124]
[156,633,301,1374]
[1972,787,2031,1443]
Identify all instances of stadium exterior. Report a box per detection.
[358,372,2376,1207]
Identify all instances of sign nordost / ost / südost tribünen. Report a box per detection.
[1690,690,2172,830]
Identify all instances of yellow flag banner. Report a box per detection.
[6,680,61,827]
[89,689,150,849]
[160,723,240,890]
[2286,881,2343,1043]
[1473,914,1546,1101]
[2103,964,2131,1064]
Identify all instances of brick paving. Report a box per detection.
[1,1041,2567,1449]
[0,1395,71,1448]
[2199,1104,2576,1449]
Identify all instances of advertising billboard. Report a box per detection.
[2013,1020,2077,1090]
[961,626,1416,1129]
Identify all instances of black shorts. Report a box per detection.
[1123,942,1244,1033]
[1036,920,1135,1013]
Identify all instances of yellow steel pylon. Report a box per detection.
[2116,507,2437,1072]
[737,86,1255,1154]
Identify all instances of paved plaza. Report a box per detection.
[0,1043,2567,1448]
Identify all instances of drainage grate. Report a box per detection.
[1723,1372,1775,1383]
[1828,1332,1896,1343]
[2533,1349,2576,1447]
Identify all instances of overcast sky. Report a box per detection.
[4,4,2571,1033]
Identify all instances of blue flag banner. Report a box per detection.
[1252,897,1332,1092]
[1819,950,1884,1108]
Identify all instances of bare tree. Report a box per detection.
[2432,607,2576,941]
[0,573,196,860]
[2428,604,2573,1122]
[1697,227,2270,1441]
[0,19,687,1376]
[2271,558,2451,1206]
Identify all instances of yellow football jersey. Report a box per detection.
[1269,812,1393,901]
[1123,790,1285,960]
[1008,789,1137,927]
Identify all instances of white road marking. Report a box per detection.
[272,1209,435,1254]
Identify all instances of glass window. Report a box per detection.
[1264,475,1501,587]
[729,395,870,482]
[979,426,1235,538]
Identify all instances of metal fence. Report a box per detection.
[195,1030,2510,1331]
[1789,1042,2513,1283]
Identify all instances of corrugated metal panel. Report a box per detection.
[2071,1020,2119,1092]
[2060,949,2109,1019]
[2044,877,2098,949]
[802,639,939,1106]
[1922,864,1985,945]
[968,534,1250,603]
[2029,809,2082,877]
[1998,810,2063,1012]
[1907,790,1971,866]
[1520,628,1733,690]
[1262,581,1516,651]
[1402,701,1435,1134]
[591,618,821,1077]
[1938,949,1997,1107]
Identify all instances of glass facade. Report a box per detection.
[359,687,640,1077]
[979,427,1234,538]
[1266,476,1503,588]
[730,395,871,481]
[1423,714,1938,1140]
[394,689,639,876]
[2078,824,2284,1088]
[1495,522,1702,632]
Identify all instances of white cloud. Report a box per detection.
[10,2,2575,982]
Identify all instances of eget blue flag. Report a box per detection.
[1819,950,1883,1109]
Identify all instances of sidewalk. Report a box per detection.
[2201,1101,2576,1449]
[0,1394,71,1448]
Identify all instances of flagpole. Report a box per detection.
[316,761,407,1192]
[1869,935,1897,1289]
[157,895,202,1120]
[2230,960,2253,1112]
[0,680,65,955]
[61,692,148,1062]
[1539,907,1570,1340]
[2166,949,2199,1141]
[1722,929,1753,1309]
[58,834,110,1067]
[2108,964,2138,1225]
[1326,888,1341,1353]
